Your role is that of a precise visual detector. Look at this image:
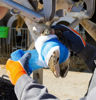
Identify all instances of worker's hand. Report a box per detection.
[11,49,44,74]
[6,53,31,85]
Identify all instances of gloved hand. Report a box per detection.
[52,24,86,53]
[11,49,44,74]
[6,53,31,85]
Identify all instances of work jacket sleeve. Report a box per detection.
[15,74,59,100]
[79,43,96,72]
[52,24,86,53]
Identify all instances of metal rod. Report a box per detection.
[0,0,44,22]
[69,18,81,28]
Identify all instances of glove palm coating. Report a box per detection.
[6,53,31,85]
[11,49,43,75]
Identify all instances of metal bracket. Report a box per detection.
[55,0,95,28]
[84,0,95,18]
[69,0,95,19]
[67,0,95,28]
[10,9,20,16]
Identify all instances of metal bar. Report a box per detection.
[25,29,27,49]
[67,11,90,19]
[21,30,23,49]
[69,18,81,28]
[80,19,96,41]
[84,0,95,18]
[33,69,43,84]
[0,0,44,22]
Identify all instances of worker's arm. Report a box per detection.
[78,43,96,72]
[52,24,86,53]
[15,74,59,100]
[52,24,96,72]
[6,52,59,100]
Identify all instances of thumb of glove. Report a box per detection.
[19,52,31,75]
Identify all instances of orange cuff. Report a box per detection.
[13,70,26,85]
[6,60,26,85]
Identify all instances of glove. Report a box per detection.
[11,49,44,74]
[6,53,31,85]
[52,24,86,53]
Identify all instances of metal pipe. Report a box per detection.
[80,19,96,41]
[69,18,80,28]
[0,0,44,22]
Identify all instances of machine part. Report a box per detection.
[84,0,95,18]
[0,0,44,22]
[56,0,95,28]
[80,19,96,41]
[69,0,95,28]
[33,69,43,84]
[57,0,95,19]
[42,0,56,20]
[52,16,75,26]
[28,0,38,10]
[0,0,56,22]
[10,9,20,16]
[69,18,80,28]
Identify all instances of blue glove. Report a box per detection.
[11,49,44,75]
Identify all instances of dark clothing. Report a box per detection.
[52,24,86,53]
[79,43,96,72]
[52,24,96,72]
[52,24,96,99]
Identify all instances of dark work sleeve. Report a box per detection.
[79,43,96,72]
[52,24,86,53]
[15,74,59,100]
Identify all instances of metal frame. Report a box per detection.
[0,0,43,22]
[0,28,29,58]
[68,0,95,28]
[0,0,56,22]
[56,0,95,28]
